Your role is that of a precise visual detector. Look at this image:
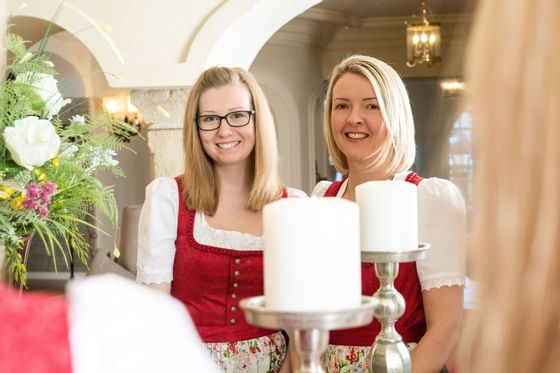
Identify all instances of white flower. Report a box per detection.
[71,114,86,125]
[89,148,119,171]
[20,52,33,63]
[4,116,61,170]
[16,72,71,119]
[60,144,79,159]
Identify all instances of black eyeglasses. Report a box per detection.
[197,110,255,131]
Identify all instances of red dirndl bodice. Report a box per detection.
[171,178,287,343]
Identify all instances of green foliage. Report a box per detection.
[0,28,139,286]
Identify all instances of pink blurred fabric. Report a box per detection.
[0,285,72,373]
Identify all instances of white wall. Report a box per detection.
[251,43,324,193]
[95,128,151,255]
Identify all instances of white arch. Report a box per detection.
[11,0,320,88]
[186,0,320,75]
[11,0,124,77]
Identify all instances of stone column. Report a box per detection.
[0,0,7,78]
[131,88,189,178]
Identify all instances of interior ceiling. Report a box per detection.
[314,0,476,18]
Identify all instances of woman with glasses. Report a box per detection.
[312,55,466,372]
[136,66,305,372]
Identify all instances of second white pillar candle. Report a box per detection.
[356,180,419,252]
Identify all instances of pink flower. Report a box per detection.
[26,184,41,199]
[236,353,250,369]
[42,181,57,195]
[39,181,57,205]
[249,345,260,354]
[227,342,237,354]
[23,199,38,210]
[38,206,49,217]
[346,347,358,363]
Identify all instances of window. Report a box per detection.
[448,110,473,213]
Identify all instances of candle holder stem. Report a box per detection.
[292,328,329,373]
[369,261,411,373]
[361,245,429,373]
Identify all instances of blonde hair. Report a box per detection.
[459,1,560,372]
[323,55,416,176]
[182,66,282,215]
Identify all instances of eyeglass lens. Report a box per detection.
[198,110,253,131]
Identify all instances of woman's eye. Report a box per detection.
[334,103,348,110]
[202,115,218,122]
[366,104,379,110]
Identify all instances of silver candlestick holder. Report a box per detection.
[361,243,430,373]
[240,295,377,373]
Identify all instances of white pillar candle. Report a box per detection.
[263,198,362,312]
[356,181,418,252]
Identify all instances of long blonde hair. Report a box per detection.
[459,0,560,372]
[182,66,282,215]
[323,55,416,176]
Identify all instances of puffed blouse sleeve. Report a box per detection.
[287,187,309,198]
[311,181,333,197]
[417,177,467,291]
[136,177,179,285]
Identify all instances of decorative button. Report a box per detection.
[232,293,237,299]
[234,258,241,265]
[233,282,239,288]
[230,318,237,324]
[230,306,236,312]
[234,270,240,276]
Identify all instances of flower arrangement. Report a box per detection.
[0,28,137,286]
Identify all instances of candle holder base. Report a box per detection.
[240,296,377,373]
[369,341,411,373]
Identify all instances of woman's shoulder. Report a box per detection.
[311,180,333,197]
[417,177,465,211]
[146,177,178,192]
[286,187,308,198]
[144,177,180,208]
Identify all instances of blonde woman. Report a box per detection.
[137,67,305,372]
[459,0,560,372]
[312,55,466,372]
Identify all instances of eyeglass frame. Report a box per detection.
[196,110,255,131]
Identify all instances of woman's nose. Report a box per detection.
[347,107,364,125]
[215,118,233,136]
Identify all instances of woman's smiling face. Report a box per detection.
[197,83,255,168]
[330,72,387,166]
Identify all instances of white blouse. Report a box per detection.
[136,177,308,285]
[312,172,466,291]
